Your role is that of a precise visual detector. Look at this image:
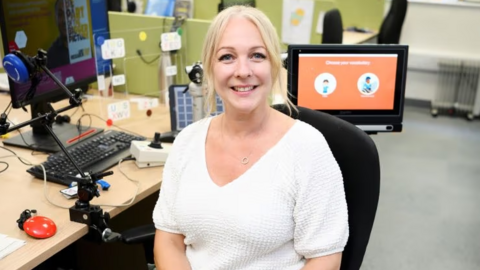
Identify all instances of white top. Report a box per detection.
[153,117,349,270]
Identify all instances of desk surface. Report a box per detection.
[343,31,378,45]
[0,92,170,270]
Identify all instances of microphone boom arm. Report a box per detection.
[1,49,117,243]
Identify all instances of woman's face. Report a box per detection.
[213,16,272,115]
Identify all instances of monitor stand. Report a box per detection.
[3,122,104,153]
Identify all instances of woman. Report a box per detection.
[153,5,348,270]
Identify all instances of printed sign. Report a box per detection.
[97,75,105,91]
[161,32,181,52]
[165,66,177,76]
[130,98,159,110]
[101,38,126,60]
[112,74,126,86]
[107,100,131,121]
[67,0,93,64]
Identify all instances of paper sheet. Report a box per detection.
[282,0,315,44]
[316,11,326,34]
[0,234,26,260]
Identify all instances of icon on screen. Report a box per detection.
[314,73,337,96]
[357,73,379,95]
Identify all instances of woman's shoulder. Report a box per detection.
[288,120,329,149]
[173,117,212,145]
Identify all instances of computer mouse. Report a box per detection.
[23,216,57,239]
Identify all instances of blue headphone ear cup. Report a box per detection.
[2,54,30,83]
[2,51,33,84]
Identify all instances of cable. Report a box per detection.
[2,101,12,115]
[0,161,8,173]
[0,147,148,209]
[93,158,141,208]
[136,49,160,65]
[6,117,51,155]
[78,113,149,139]
[0,147,71,208]
[0,146,34,166]
[40,164,72,209]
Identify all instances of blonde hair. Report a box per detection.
[201,5,296,115]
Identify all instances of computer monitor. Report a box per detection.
[0,0,111,152]
[287,44,408,133]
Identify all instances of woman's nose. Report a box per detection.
[234,59,252,78]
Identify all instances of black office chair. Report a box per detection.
[378,0,408,44]
[122,105,381,270]
[273,105,381,270]
[322,9,343,44]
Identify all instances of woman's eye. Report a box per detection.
[252,53,266,60]
[218,54,233,61]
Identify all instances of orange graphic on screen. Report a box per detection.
[297,55,397,110]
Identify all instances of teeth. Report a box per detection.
[233,86,254,92]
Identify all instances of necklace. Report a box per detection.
[220,112,270,165]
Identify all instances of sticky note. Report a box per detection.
[139,31,147,41]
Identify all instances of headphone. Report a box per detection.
[55,114,71,124]
[2,50,36,84]
[126,0,136,13]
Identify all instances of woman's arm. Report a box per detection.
[154,229,191,270]
[301,252,342,270]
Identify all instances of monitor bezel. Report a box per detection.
[287,44,408,124]
[0,0,109,109]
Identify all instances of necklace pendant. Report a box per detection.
[241,157,249,165]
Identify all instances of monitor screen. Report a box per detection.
[0,0,109,152]
[287,44,408,132]
[0,0,111,108]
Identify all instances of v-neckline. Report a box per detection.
[201,117,299,189]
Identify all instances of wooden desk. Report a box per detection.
[343,31,378,45]
[0,91,171,270]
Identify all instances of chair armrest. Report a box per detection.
[121,224,156,244]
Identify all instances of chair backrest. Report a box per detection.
[378,0,408,44]
[322,9,343,44]
[273,104,381,270]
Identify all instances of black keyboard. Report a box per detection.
[27,130,146,186]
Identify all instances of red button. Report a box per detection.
[23,216,57,239]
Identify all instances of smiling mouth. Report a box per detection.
[231,86,257,92]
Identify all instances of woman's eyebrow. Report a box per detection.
[216,45,266,53]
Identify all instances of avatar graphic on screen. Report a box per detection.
[323,79,329,94]
[362,76,372,94]
[47,0,71,69]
